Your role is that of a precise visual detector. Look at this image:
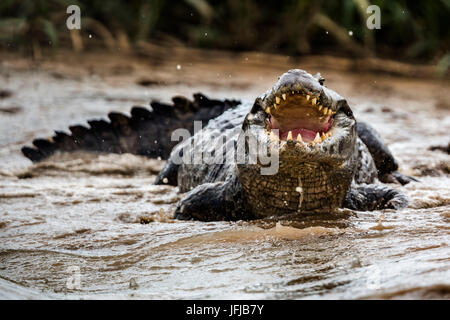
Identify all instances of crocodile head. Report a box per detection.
[237,69,358,217]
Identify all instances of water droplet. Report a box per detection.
[129,278,139,290]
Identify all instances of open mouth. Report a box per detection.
[265,90,335,144]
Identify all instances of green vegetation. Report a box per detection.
[0,0,448,63]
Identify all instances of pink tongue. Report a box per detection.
[280,128,317,141]
[270,117,332,142]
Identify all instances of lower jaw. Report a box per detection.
[279,128,318,142]
[271,116,333,143]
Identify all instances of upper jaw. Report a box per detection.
[264,86,336,118]
[261,69,342,115]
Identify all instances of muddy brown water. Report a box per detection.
[0,52,449,299]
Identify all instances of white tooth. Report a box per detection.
[276,96,281,104]
[318,105,323,111]
[311,98,317,105]
[306,95,310,101]
[265,107,271,114]
[323,107,328,115]
[328,109,333,116]
[296,133,303,143]
[282,93,286,101]
[269,131,278,142]
[287,131,293,140]
[273,103,277,109]
[314,132,321,143]
[321,133,326,141]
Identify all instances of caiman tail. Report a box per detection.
[22,93,240,163]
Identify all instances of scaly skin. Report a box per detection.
[22,69,413,221]
[171,70,411,220]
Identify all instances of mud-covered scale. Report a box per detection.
[22,69,416,221]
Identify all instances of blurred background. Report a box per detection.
[0,0,448,73]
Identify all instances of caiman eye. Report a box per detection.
[338,100,353,117]
[250,97,264,114]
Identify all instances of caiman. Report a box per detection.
[22,69,416,221]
